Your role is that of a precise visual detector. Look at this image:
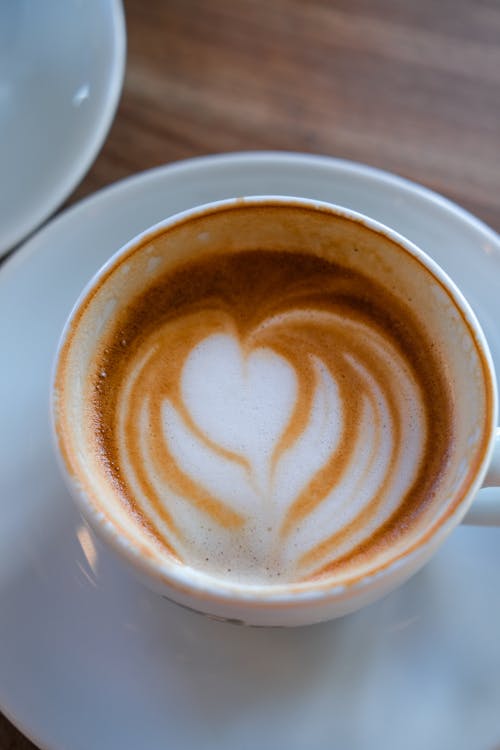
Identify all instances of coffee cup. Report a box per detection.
[52,197,500,626]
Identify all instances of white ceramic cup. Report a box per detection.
[52,197,500,626]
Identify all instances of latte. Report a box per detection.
[75,245,453,586]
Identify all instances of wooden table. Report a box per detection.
[1,0,499,747]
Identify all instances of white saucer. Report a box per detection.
[1,153,500,750]
[0,0,126,257]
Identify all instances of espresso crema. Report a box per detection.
[86,248,454,584]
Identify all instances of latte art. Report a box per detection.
[92,251,453,584]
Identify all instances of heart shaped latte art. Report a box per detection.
[93,251,453,584]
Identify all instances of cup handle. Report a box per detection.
[463,427,500,526]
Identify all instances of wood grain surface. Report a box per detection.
[1,0,499,747]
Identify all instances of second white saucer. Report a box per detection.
[0,0,126,256]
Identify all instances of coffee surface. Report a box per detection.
[90,249,454,584]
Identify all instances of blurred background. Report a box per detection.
[70,0,500,231]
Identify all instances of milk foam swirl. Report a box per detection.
[93,251,452,584]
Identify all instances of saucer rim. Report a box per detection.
[2,151,499,276]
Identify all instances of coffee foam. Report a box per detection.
[87,250,453,585]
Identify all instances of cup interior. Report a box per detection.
[53,198,496,598]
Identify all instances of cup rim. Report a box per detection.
[51,195,499,608]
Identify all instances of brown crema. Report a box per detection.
[88,249,454,583]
